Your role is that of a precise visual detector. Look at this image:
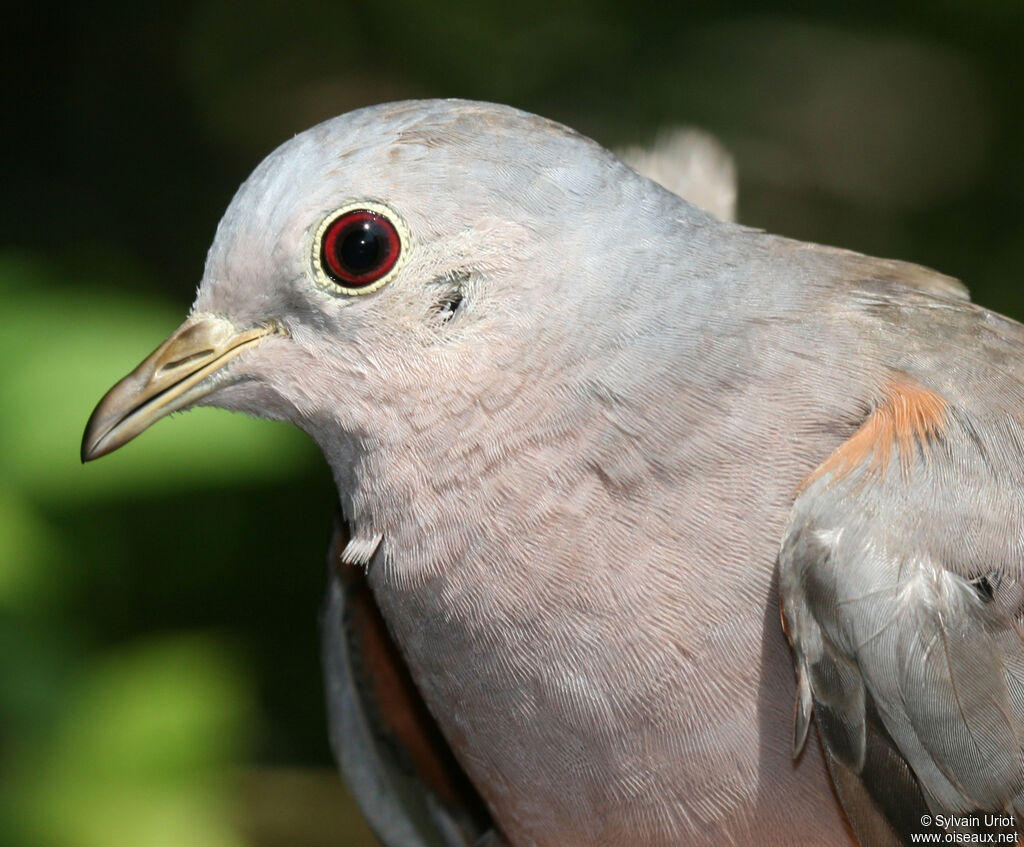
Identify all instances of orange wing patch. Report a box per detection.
[805,377,947,487]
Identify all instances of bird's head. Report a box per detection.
[82,99,707,470]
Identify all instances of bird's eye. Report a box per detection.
[313,203,407,295]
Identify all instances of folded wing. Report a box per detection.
[780,372,1024,843]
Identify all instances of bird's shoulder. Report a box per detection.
[777,279,1024,841]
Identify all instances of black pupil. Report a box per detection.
[339,221,386,273]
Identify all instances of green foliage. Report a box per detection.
[7,636,251,847]
[0,254,315,846]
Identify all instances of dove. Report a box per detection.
[82,99,1024,846]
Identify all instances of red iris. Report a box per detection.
[320,210,401,288]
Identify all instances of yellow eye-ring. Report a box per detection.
[312,201,409,295]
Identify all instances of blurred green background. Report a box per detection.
[4,2,1024,845]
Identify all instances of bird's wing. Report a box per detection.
[322,515,493,847]
[617,128,737,221]
[779,366,1024,843]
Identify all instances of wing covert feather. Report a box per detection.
[780,377,1024,843]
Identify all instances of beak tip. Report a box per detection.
[81,420,97,464]
[81,403,112,463]
[80,430,129,463]
[80,440,97,463]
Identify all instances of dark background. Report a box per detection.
[4,3,1023,845]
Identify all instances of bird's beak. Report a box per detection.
[81,314,282,462]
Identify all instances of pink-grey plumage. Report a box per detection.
[82,99,1024,845]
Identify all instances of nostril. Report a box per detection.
[161,350,215,372]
